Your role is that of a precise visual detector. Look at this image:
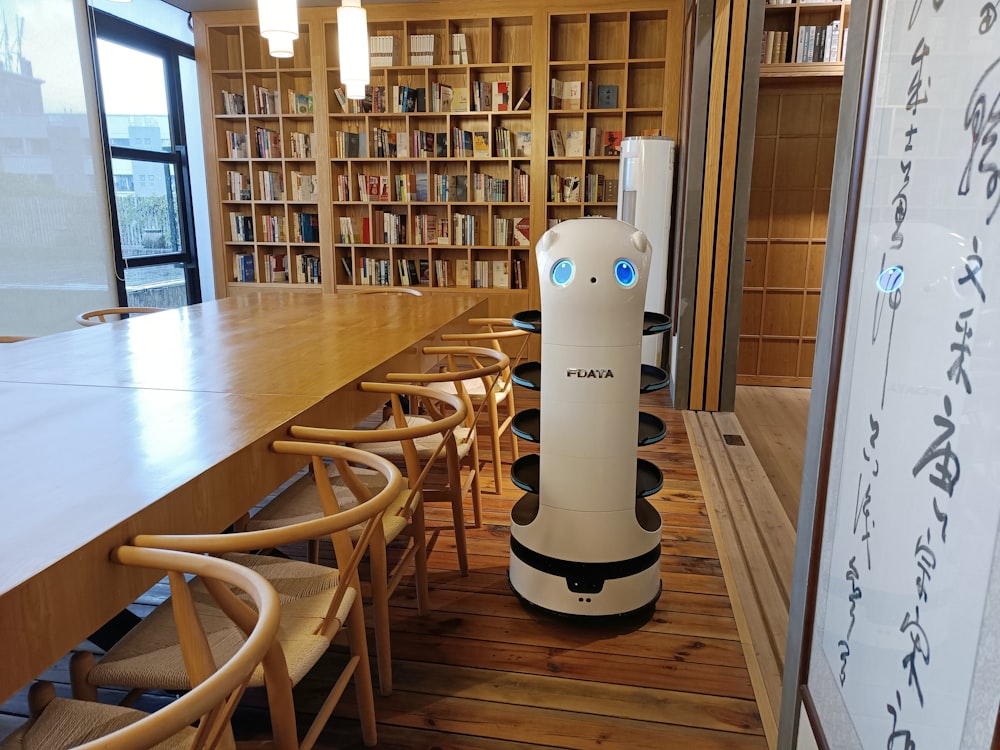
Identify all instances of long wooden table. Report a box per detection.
[0,292,487,703]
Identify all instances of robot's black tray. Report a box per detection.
[512,310,542,334]
[511,454,664,497]
[643,311,672,335]
[512,361,541,390]
[636,458,663,497]
[514,408,663,447]
[638,412,666,446]
[511,454,540,493]
[640,364,669,393]
[512,409,540,443]
[511,493,540,525]
[514,309,672,337]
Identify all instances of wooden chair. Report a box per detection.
[0,336,32,343]
[382,345,509,530]
[2,545,280,750]
[71,442,404,750]
[247,382,469,697]
[75,307,166,327]
[439,318,530,493]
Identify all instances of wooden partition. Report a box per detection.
[738,81,841,387]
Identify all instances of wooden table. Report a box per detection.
[0,292,487,702]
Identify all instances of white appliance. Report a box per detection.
[617,137,675,367]
[508,218,667,618]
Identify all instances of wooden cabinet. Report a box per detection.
[545,10,673,230]
[760,1,851,78]
[194,1,683,313]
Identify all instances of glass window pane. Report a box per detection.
[124,264,187,309]
[112,157,182,260]
[97,39,171,153]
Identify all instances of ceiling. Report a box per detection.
[166,0,421,11]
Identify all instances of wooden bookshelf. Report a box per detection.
[203,22,324,290]
[545,10,674,230]
[194,1,683,314]
[327,14,534,299]
[759,0,851,78]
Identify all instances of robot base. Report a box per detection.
[508,538,661,619]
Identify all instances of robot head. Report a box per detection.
[535,218,651,344]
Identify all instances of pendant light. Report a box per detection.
[338,0,370,99]
[258,0,299,59]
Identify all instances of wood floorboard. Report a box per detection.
[1,386,770,750]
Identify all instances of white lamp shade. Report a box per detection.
[338,0,370,99]
[258,0,299,58]
[267,35,296,59]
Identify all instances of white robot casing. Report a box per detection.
[509,218,663,617]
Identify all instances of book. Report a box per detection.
[492,80,511,111]
[565,130,585,157]
[549,129,566,157]
[549,78,564,109]
[455,258,470,286]
[605,178,619,201]
[452,87,470,113]
[603,130,622,156]
[472,132,490,158]
[513,216,530,246]
[514,131,532,157]
[596,84,618,109]
[491,260,510,289]
[588,127,602,157]
[562,80,583,110]
[562,175,581,203]
[514,85,532,111]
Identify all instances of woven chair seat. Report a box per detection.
[0,697,195,750]
[365,414,475,461]
[428,377,507,401]
[247,470,411,544]
[87,553,353,691]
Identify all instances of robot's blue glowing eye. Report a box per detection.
[551,259,575,287]
[615,259,638,288]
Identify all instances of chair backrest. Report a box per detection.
[289,383,469,519]
[58,546,280,749]
[0,336,32,343]
[386,346,509,433]
[440,318,529,392]
[132,443,403,637]
[353,287,423,296]
[75,307,166,327]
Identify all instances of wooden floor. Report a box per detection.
[0,386,801,749]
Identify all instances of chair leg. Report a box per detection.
[27,681,56,719]
[487,399,503,495]
[347,595,378,747]
[449,489,469,576]
[307,538,319,565]
[469,441,483,528]
[260,643,300,750]
[412,506,431,612]
[69,651,98,702]
[369,545,393,697]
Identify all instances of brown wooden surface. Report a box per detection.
[2,386,770,749]
[0,292,488,705]
[684,387,809,750]
[739,81,841,385]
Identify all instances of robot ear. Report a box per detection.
[630,230,649,254]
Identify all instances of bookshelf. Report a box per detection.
[326,15,534,297]
[545,10,672,231]
[195,2,683,312]
[204,22,323,289]
[760,0,851,78]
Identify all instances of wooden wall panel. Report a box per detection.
[737,80,841,388]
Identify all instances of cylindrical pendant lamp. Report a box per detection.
[338,0,370,99]
[258,0,299,59]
